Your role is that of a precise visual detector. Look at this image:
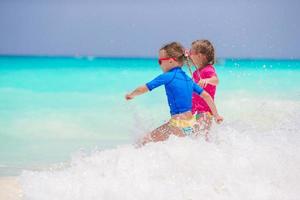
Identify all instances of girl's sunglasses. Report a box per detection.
[158,57,177,65]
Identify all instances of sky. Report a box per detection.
[0,0,299,59]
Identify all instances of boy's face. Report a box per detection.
[158,50,173,72]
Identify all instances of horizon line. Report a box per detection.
[0,54,300,61]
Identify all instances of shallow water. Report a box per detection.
[0,56,300,199]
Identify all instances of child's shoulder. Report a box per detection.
[158,69,177,80]
[203,64,215,71]
[202,64,216,74]
[193,65,217,79]
[193,65,215,74]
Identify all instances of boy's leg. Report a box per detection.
[139,122,184,146]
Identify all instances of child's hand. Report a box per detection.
[198,79,208,88]
[125,93,134,100]
[214,115,223,124]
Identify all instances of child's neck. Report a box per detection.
[167,64,180,72]
[196,64,206,70]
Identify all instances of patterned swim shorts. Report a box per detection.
[169,112,213,136]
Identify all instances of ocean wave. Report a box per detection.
[20,123,300,200]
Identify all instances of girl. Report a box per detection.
[189,40,219,136]
[125,42,223,145]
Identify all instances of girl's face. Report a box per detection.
[190,49,207,68]
[158,50,175,72]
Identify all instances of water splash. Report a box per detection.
[20,122,300,200]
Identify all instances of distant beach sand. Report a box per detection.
[0,177,22,200]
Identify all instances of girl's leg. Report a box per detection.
[194,112,213,140]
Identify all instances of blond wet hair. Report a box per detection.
[191,39,215,65]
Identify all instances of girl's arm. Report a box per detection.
[125,85,149,100]
[198,76,219,87]
[200,91,223,124]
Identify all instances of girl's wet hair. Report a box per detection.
[191,40,215,65]
[160,42,186,66]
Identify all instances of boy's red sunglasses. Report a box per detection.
[158,57,177,65]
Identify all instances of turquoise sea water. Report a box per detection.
[1,56,300,175]
[1,56,300,199]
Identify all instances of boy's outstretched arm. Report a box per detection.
[200,91,223,124]
[125,85,149,100]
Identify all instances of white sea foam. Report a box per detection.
[20,97,300,200]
